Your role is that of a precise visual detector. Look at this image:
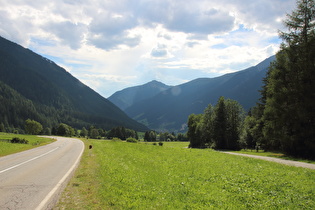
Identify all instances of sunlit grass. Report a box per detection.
[0,132,55,157]
[56,140,315,209]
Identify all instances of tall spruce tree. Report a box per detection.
[263,0,315,158]
[213,96,227,149]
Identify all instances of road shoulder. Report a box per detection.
[223,152,315,170]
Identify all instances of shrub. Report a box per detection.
[112,138,122,142]
[11,137,29,144]
[126,138,138,143]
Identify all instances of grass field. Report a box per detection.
[0,132,55,157]
[56,140,315,209]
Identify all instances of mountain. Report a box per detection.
[124,56,275,132]
[0,36,147,131]
[108,80,172,111]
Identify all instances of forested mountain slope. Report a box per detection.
[0,36,147,131]
[108,80,171,111]
[124,56,275,132]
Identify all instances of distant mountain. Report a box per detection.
[108,80,172,111]
[0,36,147,131]
[124,56,275,132]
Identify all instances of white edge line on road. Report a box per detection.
[35,140,85,210]
[0,147,60,175]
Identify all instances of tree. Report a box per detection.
[177,133,188,141]
[0,123,5,132]
[57,123,74,137]
[213,97,227,149]
[90,129,99,139]
[187,97,244,150]
[240,110,258,150]
[263,0,315,158]
[225,99,244,150]
[187,114,203,148]
[43,127,51,135]
[25,119,43,135]
[144,130,157,142]
[144,131,150,141]
[80,127,88,137]
[202,104,215,147]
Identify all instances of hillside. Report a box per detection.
[108,80,172,111]
[0,36,147,131]
[124,56,275,132]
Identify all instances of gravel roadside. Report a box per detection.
[223,152,315,170]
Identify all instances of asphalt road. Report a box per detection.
[0,137,84,210]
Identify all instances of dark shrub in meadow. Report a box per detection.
[11,137,29,144]
[126,138,138,143]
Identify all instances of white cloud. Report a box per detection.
[0,0,297,97]
[165,7,235,35]
[43,21,87,50]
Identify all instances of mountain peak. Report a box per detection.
[108,80,172,111]
[123,55,275,132]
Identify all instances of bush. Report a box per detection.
[112,138,122,142]
[11,137,29,144]
[126,138,138,143]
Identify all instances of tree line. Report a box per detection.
[144,130,188,142]
[187,97,244,150]
[187,0,315,160]
[2,118,141,140]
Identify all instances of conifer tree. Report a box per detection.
[263,0,315,158]
[213,96,227,149]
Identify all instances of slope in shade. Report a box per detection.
[124,56,275,132]
[108,80,172,111]
[0,36,147,131]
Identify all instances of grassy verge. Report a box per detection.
[232,149,315,164]
[55,140,315,209]
[0,132,55,157]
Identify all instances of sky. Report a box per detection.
[0,0,296,98]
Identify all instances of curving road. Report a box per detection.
[0,137,84,210]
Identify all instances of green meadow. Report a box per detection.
[56,140,315,209]
[0,132,55,157]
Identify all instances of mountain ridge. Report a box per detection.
[108,80,172,111]
[0,36,147,131]
[115,56,275,132]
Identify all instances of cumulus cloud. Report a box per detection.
[165,7,235,35]
[88,12,142,50]
[0,0,297,97]
[151,44,169,58]
[43,21,86,50]
[218,0,296,32]
[186,41,200,48]
[0,8,36,46]
[157,32,172,40]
